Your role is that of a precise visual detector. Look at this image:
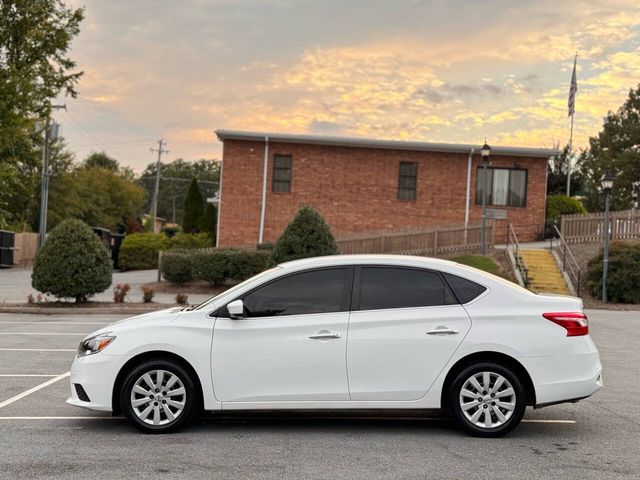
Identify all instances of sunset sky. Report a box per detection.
[57,0,640,171]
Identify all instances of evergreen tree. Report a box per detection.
[199,203,217,242]
[182,178,204,233]
[269,206,339,265]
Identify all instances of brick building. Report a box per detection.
[214,130,556,248]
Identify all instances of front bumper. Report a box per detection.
[66,352,119,412]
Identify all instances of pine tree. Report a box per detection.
[182,178,204,233]
[199,203,217,242]
[269,206,339,265]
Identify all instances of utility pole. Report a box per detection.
[149,139,169,233]
[37,104,66,249]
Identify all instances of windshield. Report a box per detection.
[193,267,281,311]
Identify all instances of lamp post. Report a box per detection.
[480,141,491,255]
[601,171,615,303]
[632,181,640,212]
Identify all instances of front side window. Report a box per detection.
[358,267,456,310]
[272,154,292,192]
[240,268,350,317]
[475,168,527,207]
[398,162,417,201]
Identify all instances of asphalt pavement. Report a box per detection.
[0,309,638,479]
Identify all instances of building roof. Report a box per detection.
[215,129,558,159]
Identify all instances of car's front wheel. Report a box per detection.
[449,362,526,437]
[121,359,197,434]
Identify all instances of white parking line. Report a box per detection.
[522,419,576,424]
[0,321,109,325]
[0,374,58,377]
[0,332,87,336]
[0,372,70,409]
[0,348,76,352]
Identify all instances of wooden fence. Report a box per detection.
[560,210,640,244]
[336,223,493,255]
[13,232,39,266]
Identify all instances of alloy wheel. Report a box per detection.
[458,371,516,429]
[130,369,187,426]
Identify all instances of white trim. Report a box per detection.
[258,136,269,244]
[216,129,558,158]
[0,372,70,409]
[215,145,224,248]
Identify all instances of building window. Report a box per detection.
[475,167,527,207]
[398,162,417,201]
[272,154,292,192]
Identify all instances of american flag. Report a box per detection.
[568,55,578,117]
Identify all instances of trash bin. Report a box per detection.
[111,233,125,270]
[92,227,112,252]
[0,230,15,268]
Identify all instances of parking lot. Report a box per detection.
[0,309,638,479]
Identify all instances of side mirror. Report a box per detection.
[227,299,244,319]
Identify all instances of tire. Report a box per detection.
[121,359,197,434]
[449,361,526,437]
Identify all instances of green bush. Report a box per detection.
[170,232,212,249]
[160,253,195,285]
[119,232,170,270]
[587,241,640,303]
[32,219,112,303]
[269,206,338,265]
[226,250,270,281]
[193,251,227,286]
[546,194,586,224]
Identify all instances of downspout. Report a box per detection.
[464,147,474,227]
[258,136,269,245]
[215,154,224,248]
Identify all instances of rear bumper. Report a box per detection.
[520,348,602,407]
[66,352,118,412]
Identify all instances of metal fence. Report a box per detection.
[560,210,640,244]
[335,223,493,256]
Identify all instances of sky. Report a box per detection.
[56,0,640,172]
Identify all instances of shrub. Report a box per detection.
[193,251,227,286]
[170,232,212,249]
[587,241,640,303]
[113,283,131,303]
[226,249,270,281]
[269,206,339,265]
[161,253,195,285]
[546,194,586,224]
[199,203,217,241]
[182,178,204,233]
[32,219,113,303]
[141,286,155,303]
[176,293,189,305]
[119,232,170,270]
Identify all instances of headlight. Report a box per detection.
[77,333,116,357]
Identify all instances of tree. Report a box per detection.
[579,84,640,211]
[32,219,112,302]
[547,144,586,196]
[199,203,217,242]
[139,159,220,223]
[545,195,587,224]
[269,206,339,265]
[83,152,119,171]
[182,178,204,233]
[0,0,83,229]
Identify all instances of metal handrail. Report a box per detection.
[551,225,581,297]
[507,223,529,288]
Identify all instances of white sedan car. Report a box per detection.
[67,255,602,436]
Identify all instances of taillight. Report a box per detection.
[543,312,588,337]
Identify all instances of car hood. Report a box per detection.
[83,307,186,340]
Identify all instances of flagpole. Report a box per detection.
[566,52,577,197]
[567,110,574,196]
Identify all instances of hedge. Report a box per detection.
[587,241,640,303]
[119,232,212,270]
[546,194,587,224]
[161,249,270,285]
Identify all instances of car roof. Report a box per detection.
[279,254,457,269]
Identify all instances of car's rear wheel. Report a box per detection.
[449,362,526,437]
[121,359,197,434]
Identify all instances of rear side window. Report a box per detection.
[442,273,487,304]
[358,267,456,310]
[241,268,350,317]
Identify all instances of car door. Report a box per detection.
[211,267,353,403]
[347,266,472,401]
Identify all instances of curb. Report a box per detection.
[0,304,179,315]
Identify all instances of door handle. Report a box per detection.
[427,327,459,335]
[308,332,341,339]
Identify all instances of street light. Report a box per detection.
[601,171,615,303]
[480,141,491,255]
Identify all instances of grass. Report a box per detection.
[448,255,502,276]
